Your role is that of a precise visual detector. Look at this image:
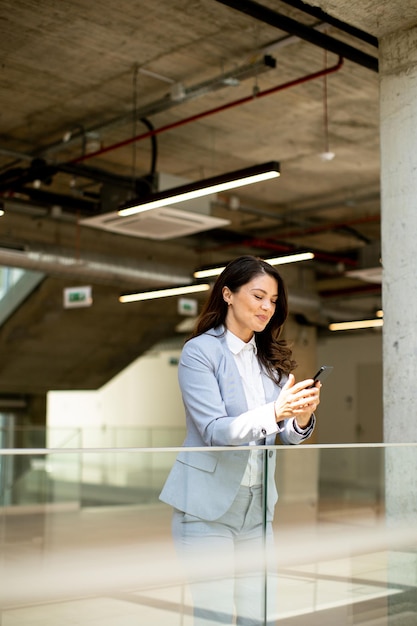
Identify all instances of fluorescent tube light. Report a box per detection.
[119,283,210,303]
[194,266,227,279]
[118,161,280,217]
[267,251,315,266]
[329,318,383,331]
[193,252,315,279]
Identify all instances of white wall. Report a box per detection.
[47,346,185,445]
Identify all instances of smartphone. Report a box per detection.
[309,365,333,387]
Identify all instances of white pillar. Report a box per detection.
[380,27,417,555]
[380,26,417,445]
[379,32,417,612]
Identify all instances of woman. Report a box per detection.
[160,255,321,625]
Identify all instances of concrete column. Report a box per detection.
[380,26,417,444]
[379,27,417,605]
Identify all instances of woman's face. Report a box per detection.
[223,272,278,342]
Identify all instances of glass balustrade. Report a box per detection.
[0,444,416,625]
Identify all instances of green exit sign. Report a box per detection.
[178,297,197,316]
[63,286,93,309]
[69,292,86,302]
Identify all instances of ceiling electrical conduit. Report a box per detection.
[69,57,344,165]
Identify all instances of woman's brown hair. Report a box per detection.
[191,255,296,383]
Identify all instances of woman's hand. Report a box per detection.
[274,373,321,428]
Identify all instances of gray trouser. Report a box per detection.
[172,485,276,626]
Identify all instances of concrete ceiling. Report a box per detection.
[0,0,413,394]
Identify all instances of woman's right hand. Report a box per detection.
[274,373,321,424]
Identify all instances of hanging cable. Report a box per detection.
[140,118,157,179]
[131,64,157,196]
[131,65,139,186]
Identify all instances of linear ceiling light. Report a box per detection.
[329,318,383,331]
[193,251,315,279]
[266,251,315,266]
[119,283,210,303]
[118,161,280,217]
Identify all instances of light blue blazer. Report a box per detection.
[159,326,314,521]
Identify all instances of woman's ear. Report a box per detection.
[222,286,231,304]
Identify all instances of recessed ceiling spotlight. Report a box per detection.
[319,151,335,161]
[222,77,240,86]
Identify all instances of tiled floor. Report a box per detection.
[1,502,417,625]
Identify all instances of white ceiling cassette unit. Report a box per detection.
[81,205,230,240]
[81,172,230,240]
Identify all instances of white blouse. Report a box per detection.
[225,329,308,486]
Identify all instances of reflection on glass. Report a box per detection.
[0,446,416,625]
[166,449,274,625]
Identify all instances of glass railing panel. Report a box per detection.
[65,429,185,505]
[78,426,186,448]
[0,428,82,506]
[0,445,417,625]
[0,424,185,450]
[271,445,386,623]
[0,426,81,449]
[0,448,81,508]
[0,448,265,626]
[270,444,417,625]
[1,426,186,509]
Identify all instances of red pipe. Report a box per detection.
[70,56,344,164]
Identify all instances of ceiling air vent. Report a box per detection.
[80,205,230,240]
